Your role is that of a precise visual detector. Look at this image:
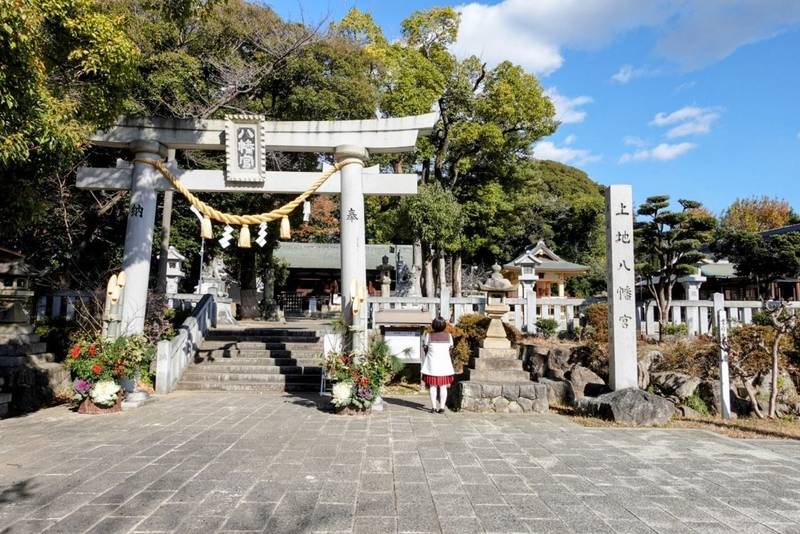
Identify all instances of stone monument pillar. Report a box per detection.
[605,185,638,390]
[121,140,166,334]
[679,273,706,335]
[336,145,368,350]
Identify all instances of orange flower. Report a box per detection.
[88,344,97,357]
[91,364,103,375]
[69,345,81,359]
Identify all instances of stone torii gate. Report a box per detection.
[77,113,438,346]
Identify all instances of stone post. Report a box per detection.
[121,140,166,334]
[336,145,369,350]
[713,293,732,419]
[605,185,638,390]
[679,273,706,335]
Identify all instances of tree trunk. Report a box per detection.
[424,246,435,298]
[741,375,765,418]
[155,190,174,294]
[769,332,782,418]
[452,253,462,297]
[412,239,423,296]
[239,250,259,319]
[437,254,447,296]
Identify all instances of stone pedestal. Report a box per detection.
[679,274,706,335]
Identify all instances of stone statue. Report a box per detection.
[197,253,229,297]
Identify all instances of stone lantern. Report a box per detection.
[0,247,38,324]
[478,264,518,349]
[376,254,395,297]
[165,246,187,295]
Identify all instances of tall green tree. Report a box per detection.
[634,196,717,332]
[712,230,800,300]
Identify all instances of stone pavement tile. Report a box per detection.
[85,515,143,533]
[422,458,457,476]
[168,479,217,503]
[2,519,55,534]
[538,492,583,508]
[146,470,196,491]
[395,482,434,507]
[440,516,485,534]
[578,496,636,521]
[449,453,480,467]
[522,519,575,534]
[319,481,358,505]
[42,504,117,534]
[353,515,397,533]
[361,473,394,492]
[311,503,355,532]
[393,453,422,467]
[356,491,396,516]
[135,502,195,532]
[456,466,492,485]
[433,493,475,518]
[197,490,242,516]
[428,472,464,494]
[266,511,314,533]
[328,464,361,481]
[395,465,427,484]
[242,481,289,503]
[273,490,320,517]
[481,460,516,476]
[464,484,505,506]
[548,504,614,534]
[365,458,393,474]
[29,492,95,519]
[221,502,276,531]
[503,494,556,520]
[473,504,527,534]
[604,519,658,533]
[397,503,441,533]
[490,475,532,495]
[769,524,800,534]
[112,490,174,517]
[174,514,227,533]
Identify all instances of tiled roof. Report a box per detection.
[274,242,413,270]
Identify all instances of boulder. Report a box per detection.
[676,405,702,419]
[651,372,701,401]
[697,380,748,416]
[567,366,606,399]
[538,377,570,406]
[577,388,675,426]
[546,347,573,380]
[755,370,798,404]
[528,352,547,379]
[493,397,510,412]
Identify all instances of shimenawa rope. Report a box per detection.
[134,158,361,246]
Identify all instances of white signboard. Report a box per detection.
[605,184,638,390]
[384,330,422,363]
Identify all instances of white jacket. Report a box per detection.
[421,333,455,376]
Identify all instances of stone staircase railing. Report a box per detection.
[155,293,217,394]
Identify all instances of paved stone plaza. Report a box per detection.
[2,393,800,533]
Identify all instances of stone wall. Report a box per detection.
[455,382,548,413]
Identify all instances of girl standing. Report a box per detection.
[421,316,456,413]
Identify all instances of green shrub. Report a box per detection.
[453,314,521,371]
[684,392,711,417]
[660,322,688,336]
[536,318,558,338]
[751,310,773,326]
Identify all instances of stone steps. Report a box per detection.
[0,353,57,367]
[0,333,40,345]
[177,325,325,393]
[477,347,518,359]
[471,357,523,370]
[465,369,532,382]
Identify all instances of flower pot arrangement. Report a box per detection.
[64,335,154,414]
[321,335,404,415]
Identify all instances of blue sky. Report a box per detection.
[265,0,800,214]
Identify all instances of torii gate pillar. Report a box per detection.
[336,145,369,350]
[122,140,166,334]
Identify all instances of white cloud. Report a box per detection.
[535,140,601,166]
[651,106,721,138]
[453,0,800,75]
[563,134,577,145]
[623,136,647,147]
[611,64,658,84]
[619,142,696,163]
[674,81,696,92]
[544,88,593,124]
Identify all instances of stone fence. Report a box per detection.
[368,293,800,337]
[155,293,217,394]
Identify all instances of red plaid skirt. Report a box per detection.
[422,374,454,386]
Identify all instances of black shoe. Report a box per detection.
[430,408,437,414]
[437,408,445,414]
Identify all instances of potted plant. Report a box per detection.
[64,335,154,414]
[321,335,403,415]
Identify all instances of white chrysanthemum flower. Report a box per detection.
[90,380,120,407]
[332,381,353,408]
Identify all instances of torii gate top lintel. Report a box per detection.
[90,112,439,153]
